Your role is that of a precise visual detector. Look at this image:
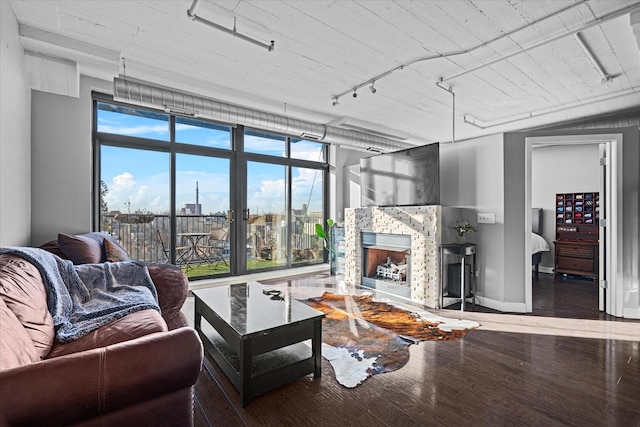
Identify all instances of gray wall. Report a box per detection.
[30,77,111,245]
[439,134,506,304]
[0,3,31,246]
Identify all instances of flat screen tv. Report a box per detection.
[360,142,439,207]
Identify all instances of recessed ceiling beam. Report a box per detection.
[18,24,121,63]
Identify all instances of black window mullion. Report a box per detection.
[234,125,247,275]
[286,163,292,268]
[169,115,178,264]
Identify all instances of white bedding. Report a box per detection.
[532,232,550,254]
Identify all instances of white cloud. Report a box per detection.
[98,123,169,136]
[112,172,136,190]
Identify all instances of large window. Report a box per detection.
[94,96,328,280]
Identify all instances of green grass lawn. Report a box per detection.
[182,258,284,278]
[180,257,324,279]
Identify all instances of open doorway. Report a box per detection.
[530,143,600,318]
[525,133,621,318]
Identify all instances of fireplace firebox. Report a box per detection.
[361,232,411,299]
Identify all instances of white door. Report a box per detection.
[598,143,607,312]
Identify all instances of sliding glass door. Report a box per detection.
[95,96,328,280]
[175,154,232,276]
[246,161,287,270]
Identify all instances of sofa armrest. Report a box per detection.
[0,328,203,427]
[147,264,189,329]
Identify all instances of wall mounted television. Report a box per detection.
[360,142,439,207]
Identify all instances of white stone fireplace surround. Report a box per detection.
[344,205,444,308]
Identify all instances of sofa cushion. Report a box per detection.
[46,309,168,359]
[0,297,39,370]
[104,238,129,262]
[147,263,189,328]
[38,240,67,259]
[0,254,54,359]
[58,233,103,264]
[57,232,129,264]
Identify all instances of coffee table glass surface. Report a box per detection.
[194,282,322,336]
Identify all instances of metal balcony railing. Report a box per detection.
[101,212,324,275]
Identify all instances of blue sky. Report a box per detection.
[98,106,324,216]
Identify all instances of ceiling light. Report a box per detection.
[352,90,358,98]
[370,82,377,94]
[332,97,340,106]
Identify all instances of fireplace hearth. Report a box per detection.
[361,232,411,299]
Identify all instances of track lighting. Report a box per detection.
[370,82,376,94]
[352,90,358,98]
[332,97,340,106]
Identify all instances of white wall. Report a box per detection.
[30,76,111,245]
[439,134,505,306]
[531,144,600,269]
[0,2,31,246]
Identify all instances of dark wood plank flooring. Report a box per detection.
[192,271,640,427]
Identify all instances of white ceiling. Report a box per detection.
[9,0,640,147]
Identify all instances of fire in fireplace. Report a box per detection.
[361,232,411,299]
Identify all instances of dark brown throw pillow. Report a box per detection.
[57,233,103,265]
[38,240,67,259]
[104,238,129,262]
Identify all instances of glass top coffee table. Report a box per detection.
[193,282,325,406]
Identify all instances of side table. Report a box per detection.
[440,243,477,311]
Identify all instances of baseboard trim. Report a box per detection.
[474,295,528,313]
[623,307,640,319]
[538,266,554,275]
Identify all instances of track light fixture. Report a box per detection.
[352,90,358,98]
[332,97,340,106]
[370,82,377,94]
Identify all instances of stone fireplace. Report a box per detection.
[344,205,447,307]
[361,232,412,298]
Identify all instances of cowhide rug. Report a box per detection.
[302,292,479,388]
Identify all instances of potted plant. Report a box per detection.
[315,218,335,272]
[451,220,476,244]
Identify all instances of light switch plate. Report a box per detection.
[477,213,495,224]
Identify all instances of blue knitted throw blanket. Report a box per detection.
[0,247,160,343]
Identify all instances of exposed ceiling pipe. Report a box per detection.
[462,87,638,130]
[441,1,640,82]
[332,0,588,103]
[112,77,412,153]
[575,32,613,84]
[186,0,275,52]
[435,79,455,143]
[331,1,640,104]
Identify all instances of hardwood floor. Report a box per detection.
[188,271,640,427]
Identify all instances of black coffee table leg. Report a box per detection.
[312,318,322,378]
[240,338,253,407]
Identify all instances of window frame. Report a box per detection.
[92,93,329,278]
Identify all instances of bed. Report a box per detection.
[532,208,550,279]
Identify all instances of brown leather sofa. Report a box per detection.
[0,234,203,427]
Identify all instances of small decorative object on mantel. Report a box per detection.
[451,220,475,244]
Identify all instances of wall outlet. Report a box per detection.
[477,213,495,224]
